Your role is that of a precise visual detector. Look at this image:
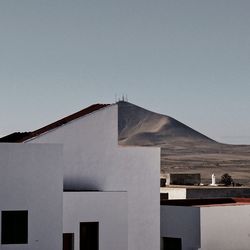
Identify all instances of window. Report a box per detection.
[80,222,98,250]
[63,233,74,250]
[1,210,28,244]
[161,237,182,250]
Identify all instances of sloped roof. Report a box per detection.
[0,132,32,143]
[0,103,110,143]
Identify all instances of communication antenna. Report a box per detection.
[116,93,128,102]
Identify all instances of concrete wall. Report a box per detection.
[161,205,201,250]
[0,143,63,250]
[161,187,250,200]
[63,192,127,250]
[27,105,160,250]
[200,205,250,250]
[160,187,187,200]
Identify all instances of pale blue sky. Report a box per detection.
[1,0,250,144]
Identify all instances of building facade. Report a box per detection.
[0,143,63,250]
[161,198,250,250]
[24,104,160,250]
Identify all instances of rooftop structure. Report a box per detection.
[165,173,201,186]
[161,198,250,250]
[161,185,250,200]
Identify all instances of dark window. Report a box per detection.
[80,222,98,250]
[63,233,74,250]
[160,193,169,201]
[1,210,28,244]
[161,237,182,250]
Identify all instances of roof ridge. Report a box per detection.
[19,103,110,142]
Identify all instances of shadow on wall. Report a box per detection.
[64,177,101,191]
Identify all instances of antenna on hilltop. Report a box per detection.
[116,94,128,103]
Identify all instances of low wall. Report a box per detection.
[166,173,201,185]
[187,187,250,199]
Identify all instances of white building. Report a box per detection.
[63,191,128,250]
[0,143,130,250]
[0,143,63,250]
[161,198,250,250]
[6,102,160,250]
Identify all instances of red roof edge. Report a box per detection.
[161,198,250,206]
[19,103,110,142]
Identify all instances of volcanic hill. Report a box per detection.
[118,102,250,185]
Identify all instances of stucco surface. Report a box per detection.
[63,192,127,250]
[0,143,63,250]
[161,205,201,250]
[28,105,160,250]
[201,205,250,250]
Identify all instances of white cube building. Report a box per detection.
[161,198,250,250]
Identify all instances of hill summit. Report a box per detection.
[118,101,214,146]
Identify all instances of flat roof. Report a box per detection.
[161,198,250,207]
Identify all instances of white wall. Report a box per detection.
[161,205,201,250]
[200,205,250,250]
[27,105,160,250]
[63,192,127,250]
[0,143,63,250]
[161,187,187,199]
[161,204,250,250]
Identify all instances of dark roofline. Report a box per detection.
[1,103,110,143]
[161,198,250,207]
[0,132,32,143]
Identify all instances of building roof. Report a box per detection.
[0,132,32,143]
[0,103,110,143]
[161,198,250,207]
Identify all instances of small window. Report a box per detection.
[1,210,28,244]
[161,237,182,250]
[63,233,74,250]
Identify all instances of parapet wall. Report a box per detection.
[166,173,201,186]
[187,188,250,199]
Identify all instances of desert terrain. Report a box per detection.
[160,142,250,185]
[118,101,250,185]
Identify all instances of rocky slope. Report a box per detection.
[118,101,215,146]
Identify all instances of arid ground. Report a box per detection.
[160,142,250,185]
[118,102,250,186]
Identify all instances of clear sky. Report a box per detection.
[1,0,250,144]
